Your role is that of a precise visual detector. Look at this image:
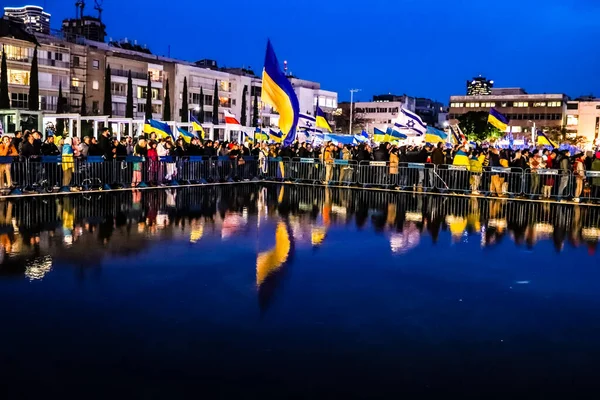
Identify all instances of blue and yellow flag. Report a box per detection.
[144,119,174,140]
[269,128,283,143]
[452,149,471,170]
[315,106,332,132]
[261,40,300,146]
[255,127,269,141]
[488,108,509,132]
[536,130,558,148]
[425,126,448,144]
[177,127,197,143]
[388,125,408,141]
[373,127,387,142]
[190,115,205,139]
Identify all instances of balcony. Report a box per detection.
[111,69,150,81]
[38,58,70,69]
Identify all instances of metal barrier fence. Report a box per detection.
[0,156,598,203]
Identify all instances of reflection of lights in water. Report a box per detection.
[331,205,346,216]
[222,214,246,239]
[390,225,420,254]
[242,207,248,222]
[25,256,53,281]
[63,234,73,246]
[190,224,204,243]
[156,213,169,228]
[299,203,312,212]
[405,212,422,222]
[480,226,486,248]
[582,227,600,240]
[533,223,553,240]
[488,219,507,231]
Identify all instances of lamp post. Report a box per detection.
[349,88,360,135]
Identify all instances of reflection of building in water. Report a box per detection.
[0,186,599,283]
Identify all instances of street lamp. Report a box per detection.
[349,88,361,134]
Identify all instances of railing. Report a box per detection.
[38,58,70,68]
[0,156,598,203]
[111,69,149,80]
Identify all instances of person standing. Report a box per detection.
[0,136,18,188]
[324,143,334,185]
[591,152,600,199]
[557,150,571,200]
[61,137,74,188]
[573,154,586,203]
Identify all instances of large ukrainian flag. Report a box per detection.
[488,108,509,131]
[143,119,174,140]
[315,106,332,132]
[261,40,300,146]
[452,149,471,170]
[536,130,558,148]
[425,126,448,144]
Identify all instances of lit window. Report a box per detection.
[8,69,30,85]
[92,59,100,70]
[92,80,99,90]
[567,115,578,126]
[533,102,546,107]
[71,78,80,87]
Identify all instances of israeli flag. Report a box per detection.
[298,113,317,130]
[395,108,426,136]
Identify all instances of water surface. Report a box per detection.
[0,185,599,397]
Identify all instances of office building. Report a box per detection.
[565,100,600,145]
[467,76,493,96]
[449,90,568,135]
[3,5,50,34]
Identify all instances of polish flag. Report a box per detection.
[224,110,240,125]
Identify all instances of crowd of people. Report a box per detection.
[1,128,599,202]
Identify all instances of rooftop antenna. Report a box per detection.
[94,0,103,20]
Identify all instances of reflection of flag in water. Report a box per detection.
[311,226,327,247]
[256,221,293,311]
[190,223,204,243]
[256,222,292,287]
[446,215,467,239]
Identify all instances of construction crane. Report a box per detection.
[94,0,103,20]
[75,1,85,19]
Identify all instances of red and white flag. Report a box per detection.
[224,110,240,125]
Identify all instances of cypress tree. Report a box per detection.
[163,78,171,121]
[240,85,247,126]
[125,70,133,118]
[181,76,188,122]
[80,85,87,116]
[0,47,9,109]
[144,72,152,121]
[252,92,259,127]
[28,46,39,111]
[103,64,112,116]
[56,80,65,136]
[212,80,219,125]
[198,86,204,123]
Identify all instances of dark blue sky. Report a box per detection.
[44,0,600,103]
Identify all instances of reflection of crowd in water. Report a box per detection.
[0,185,598,280]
